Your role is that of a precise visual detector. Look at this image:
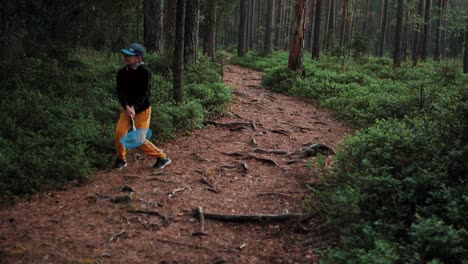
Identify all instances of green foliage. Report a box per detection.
[232,51,467,263]
[0,51,231,200]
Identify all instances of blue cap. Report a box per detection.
[121,43,145,57]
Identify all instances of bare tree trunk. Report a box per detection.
[421,0,431,61]
[412,0,425,65]
[307,0,316,52]
[286,1,294,50]
[248,0,255,50]
[238,0,248,56]
[434,0,442,61]
[203,0,217,59]
[173,0,185,104]
[348,0,358,53]
[403,8,410,61]
[394,0,404,67]
[325,0,335,53]
[144,0,164,52]
[312,0,322,60]
[164,0,177,51]
[340,0,348,50]
[184,0,200,64]
[275,0,285,49]
[464,23,468,74]
[378,0,390,57]
[288,0,308,71]
[264,0,276,53]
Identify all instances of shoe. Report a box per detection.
[153,157,171,169]
[113,159,128,170]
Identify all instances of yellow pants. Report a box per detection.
[115,106,166,160]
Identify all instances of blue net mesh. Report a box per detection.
[120,128,153,149]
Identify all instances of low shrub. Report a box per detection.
[0,50,231,200]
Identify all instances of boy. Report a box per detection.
[113,43,171,170]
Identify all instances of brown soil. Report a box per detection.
[0,61,352,263]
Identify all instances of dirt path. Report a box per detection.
[0,62,351,263]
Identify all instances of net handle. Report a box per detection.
[131,116,136,131]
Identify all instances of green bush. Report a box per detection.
[314,117,467,263]
[0,50,231,200]
[232,51,467,263]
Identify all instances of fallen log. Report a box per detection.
[200,212,308,222]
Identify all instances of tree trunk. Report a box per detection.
[421,0,431,61]
[164,0,177,51]
[238,0,248,56]
[203,0,217,59]
[434,0,442,61]
[307,0,316,52]
[288,0,307,71]
[264,0,276,54]
[173,0,185,104]
[394,0,404,67]
[402,8,410,61]
[325,0,335,53]
[312,0,322,60]
[144,0,164,52]
[412,0,425,65]
[184,0,200,64]
[340,0,348,50]
[286,1,294,50]
[275,0,285,49]
[378,0,390,57]
[464,23,468,74]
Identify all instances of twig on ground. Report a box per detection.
[168,187,188,198]
[200,178,220,193]
[108,230,127,242]
[270,129,291,136]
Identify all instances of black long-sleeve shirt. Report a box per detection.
[116,64,152,113]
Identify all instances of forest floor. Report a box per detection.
[0,60,352,263]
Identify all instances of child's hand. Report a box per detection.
[125,105,135,118]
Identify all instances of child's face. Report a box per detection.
[124,55,141,65]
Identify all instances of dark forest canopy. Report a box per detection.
[1,0,466,66]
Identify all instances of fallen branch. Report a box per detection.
[192,207,209,236]
[109,230,127,242]
[168,187,188,198]
[270,129,291,136]
[200,178,220,193]
[253,148,289,155]
[200,212,309,222]
[313,121,329,126]
[221,152,245,157]
[286,159,303,165]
